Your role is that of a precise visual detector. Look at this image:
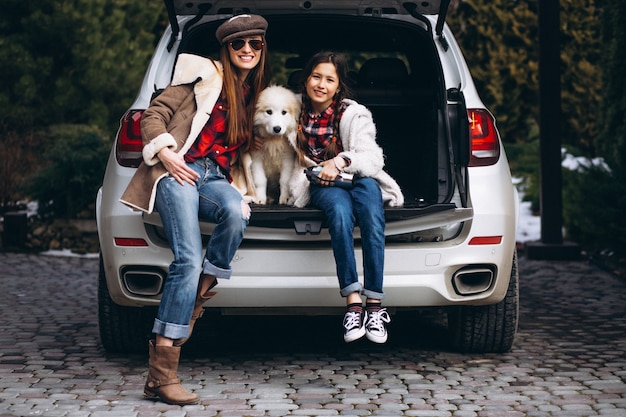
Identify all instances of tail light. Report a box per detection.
[468,109,500,167]
[116,109,144,167]
[114,237,149,247]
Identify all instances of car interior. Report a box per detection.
[177,15,452,209]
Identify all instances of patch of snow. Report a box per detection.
[561,148,611,173]
[516,198,541,243]
[40,249,99,259]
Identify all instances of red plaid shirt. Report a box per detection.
[184,100,243,177]
[301,100,348,163]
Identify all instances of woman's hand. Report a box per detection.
[158,147,200,186]
[252,135,264,151]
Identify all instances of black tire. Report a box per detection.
[97,255,156,353]
[447,250,519,353]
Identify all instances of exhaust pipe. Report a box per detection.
[452,266,495,296]
[121,267,166,296]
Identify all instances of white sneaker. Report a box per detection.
[343,310,366,342]
[365,308,391,343]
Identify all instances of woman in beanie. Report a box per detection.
[120,14,270,405]
[289,52,403,344]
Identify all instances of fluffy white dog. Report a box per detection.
[251,85,301,204]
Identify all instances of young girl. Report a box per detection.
[121,15,270,405]
[289,52,404,343]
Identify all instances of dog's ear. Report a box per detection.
[288,95,302,119]
[289,102,301,119]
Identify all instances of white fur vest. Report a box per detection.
[287,99,404,208]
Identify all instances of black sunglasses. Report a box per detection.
[229,38,264,51]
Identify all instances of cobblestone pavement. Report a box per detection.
[0,252,625,417]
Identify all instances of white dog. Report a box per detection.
[251,85,301,204]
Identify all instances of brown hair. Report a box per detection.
[296,51,352,160]
[219,39,271,151]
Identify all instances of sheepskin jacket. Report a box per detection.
[119,54,255,213]
[288,99,405,208]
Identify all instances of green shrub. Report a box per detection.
[26,124,109,219]
[508,142,626,260]
[562,161,626,262]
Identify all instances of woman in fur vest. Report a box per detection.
[120,15,270,405]
[289,52,404,345]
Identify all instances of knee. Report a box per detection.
[219,199,250,227]
[327,206,354,231]
[241,200,251,221]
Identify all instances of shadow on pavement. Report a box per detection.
[182,309,450,359]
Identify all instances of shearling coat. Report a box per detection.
[120,54,255,213]
[287,99,404,208]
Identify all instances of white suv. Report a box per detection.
[96,0,519,353]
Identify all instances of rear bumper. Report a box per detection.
[98,201,516,310]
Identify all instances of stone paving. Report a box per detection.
[0,252,625,416]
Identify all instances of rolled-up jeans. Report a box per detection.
[152,157,248,339]
[309,177,386,300]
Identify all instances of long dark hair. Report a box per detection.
[219,39,271,150]
[296,51,352,160]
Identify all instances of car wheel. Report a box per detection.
[97,255,156,353]
[447,250,519,353]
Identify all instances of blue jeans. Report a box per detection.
[309,177,386,300]
[152,157,248,339]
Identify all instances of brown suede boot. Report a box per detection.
[173,274,217,347]
[144,340,199,405]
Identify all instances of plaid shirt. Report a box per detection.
[184,99,243,177]
[302,100,348,163]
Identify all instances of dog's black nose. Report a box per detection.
[273,126,282,134]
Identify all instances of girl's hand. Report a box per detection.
[317,157,346,185]
[158,147,200,186]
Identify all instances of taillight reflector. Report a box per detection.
[114,237,149,247]
[116,109,144,168]
[468,109,500,167]
[468,236,503,245]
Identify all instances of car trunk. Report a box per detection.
[143,1,471,241]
